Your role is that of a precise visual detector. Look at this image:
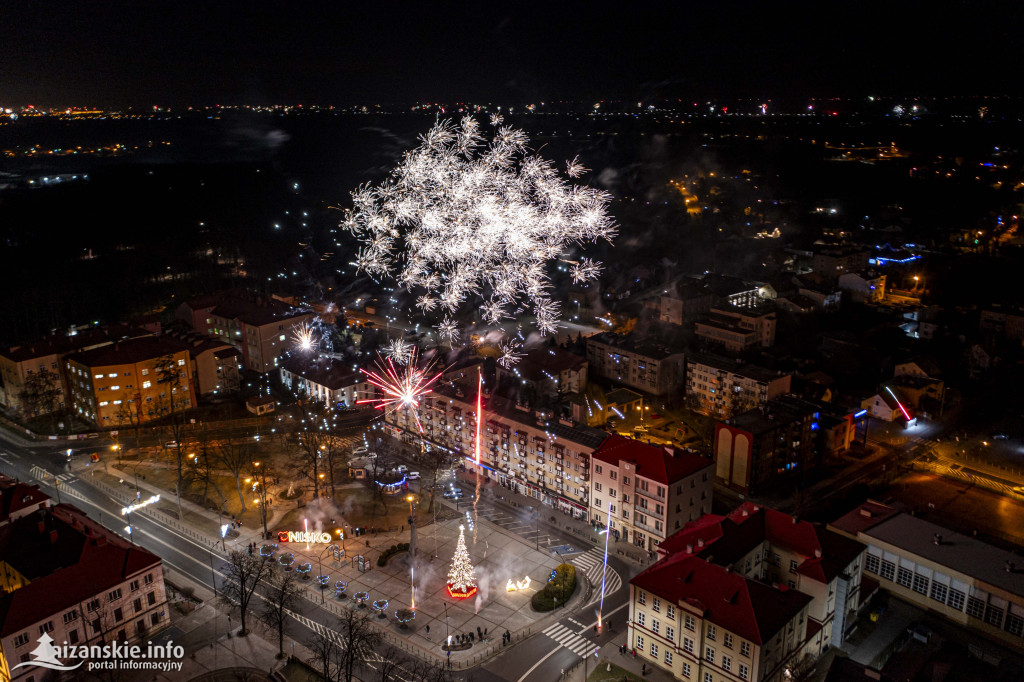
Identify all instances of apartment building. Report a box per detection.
[685,354,792,419]
[837,271,886,304]
[494,347,588,399]
[657,279,716,326]
[64,337,195,426]
[586,333,685,397]
[589,435,714,552]
[629,502,866,681]
[0,503,170,681]
[280,355,371,408]
[832,501,1024,652]
[694,305,777,353]
[0,325,151,417]
[176,292,314,373]
[385,385,607,519]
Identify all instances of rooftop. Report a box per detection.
[0,475,50,524]
[587,332,683,360]
[280,355,362,391]
[632,552,812,645]
[2,324,152,363]
[66,335,190,368]
[687,352,790,383]
[591,434,712,484]
[0,504,161,636]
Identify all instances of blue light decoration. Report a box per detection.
[854,409,868,418]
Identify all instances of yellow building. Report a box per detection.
[64,337,195,426]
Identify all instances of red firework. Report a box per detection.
[356,348,443,432]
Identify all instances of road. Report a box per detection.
[0,428,631,681]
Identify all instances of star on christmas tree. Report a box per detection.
[447,524,477,599]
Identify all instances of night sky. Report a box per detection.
[0,1,1020,108]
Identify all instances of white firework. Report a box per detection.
[437,317,459,344]
[292,322,318,353]
[498,341,525,369]
[385,338,414,365]
[566,156,588,178]
[342,116,615,362]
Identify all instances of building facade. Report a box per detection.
[0,504,170,681]
[589,435,714,551]
[685,354,792,419]
[64,337,195,426]
[832,501,1024,652]
[694,305,777,353]
[586,333,685,397]
[280,356,370,408]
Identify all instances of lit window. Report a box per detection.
[99,401,109,407]
[280,334,286,341]
[108,373,117,378]
[113,400,122,405]
[142,381,151,389]
[141,369,148,376]
[94,374,103,379]
[111,385,119,391]
[177,359,185,366]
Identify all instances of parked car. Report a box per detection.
[408,471,421,480]
[393,464,409,474]
[443,486,463,499]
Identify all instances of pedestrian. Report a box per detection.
[426,625,430,634]
[642,663,646,675]
[632,649,636,658]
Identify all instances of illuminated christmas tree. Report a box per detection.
[446,524,477,599]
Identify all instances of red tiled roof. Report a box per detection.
[658,502,863,584]
[591,434,711,484]
[0,476,50,523]
[0,504,161,637]
[631,553,811,645]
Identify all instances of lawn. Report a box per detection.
[587,662,645,682]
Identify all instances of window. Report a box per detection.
[985,604,1005,627]
[664,650,673,666]
[1005,612,1024,637]
[595,465,602,474]
[637,612,646,627]
[896,567,912,588]
[94,374,104,379]
[789,559,799,573]
[947,588,965,612]
[723,633,733,649]
[650,643,658,658]
[38,622,54,635]
[130,580,140,592]
[666,626,675,642]
[69,628,79,644]
[177,358,185,366]
[929,582,948,603]
[740,641,750,657]
[704,673,713,682]
[144,573,154,585]
[14,633,30,647]
[705,646,714,663]
[141,369,148,376]
[667,605,675,620]
[142,381,151,389]
[722,655,732,672]
[879,560,896,581]
[707,624,716,641]
[92,619,101,633]
[682,662,691,678]
[87,598,101,612]
[685,614,696,631]
[739,663,750,680]
[610,471,617,480]
[110,385,120,391]
[912,573,929,595]
[683,637,694,654]
[636,635,644,650]
[966,597,986,619]
[652,597,661,612]
[108,373,118,378]
[865,554,880,575]
[150,612,160,626]
[108,588,122,602]
[652,619,660,634]
[147,592,157,606]
[133,598,143,613]
[63,611,79,625]
[114,607,124,622]
[638,591,646,606]
[595,482,602,492]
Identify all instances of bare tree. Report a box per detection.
[251,459,273,539]
[217,433,254,512]
[17,366,64,427]
[155,354,191,519]
[322,434,346,498]
[259,570,301,659]
[307,626,341,682]
[221,551,273,636]
[422,446,452,512]
[336,607,383,682]
[291,396,332,500]
[374,644,405,682]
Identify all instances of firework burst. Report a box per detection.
[292,322,318,353]
[356,348,442,432]
[341,116,615,362]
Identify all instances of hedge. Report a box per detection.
[531,563,577,611]
[377,543,410,566]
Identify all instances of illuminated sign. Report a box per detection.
[278,530,331,544]
[121,495,160,516]
[505,576,532,592]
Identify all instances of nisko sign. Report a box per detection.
[278,530,331,544]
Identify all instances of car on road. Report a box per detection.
[408,471,420,480]
[392,464,409,474]
[992,433,1010,441]
[1011,486,1024,499]
[443,485,463,499]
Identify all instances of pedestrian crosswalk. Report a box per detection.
[30,465,75,484]
[542,622,597,657]
[572,547,622,603]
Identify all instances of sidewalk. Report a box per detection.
[560,634,677,682]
